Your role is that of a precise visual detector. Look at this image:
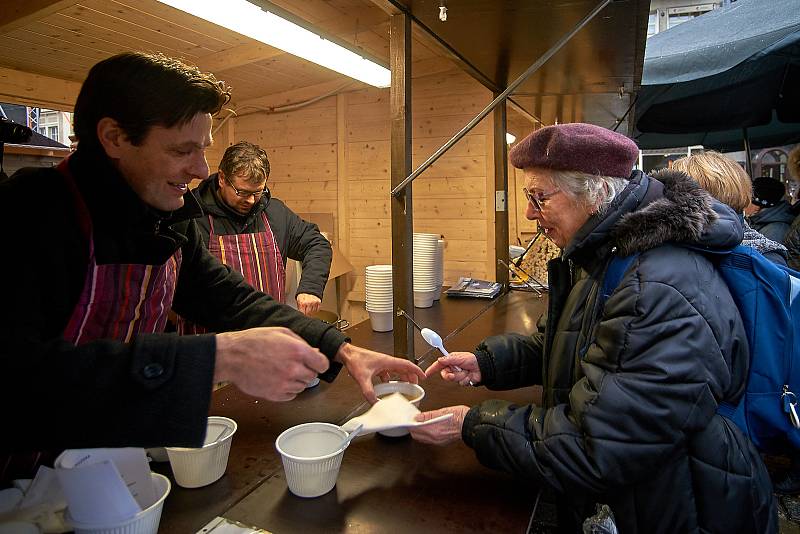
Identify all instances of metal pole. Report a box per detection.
[743,127,753,178]
[391,0,612,197]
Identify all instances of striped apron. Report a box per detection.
[0,158,182,483]
[176,211,284,335]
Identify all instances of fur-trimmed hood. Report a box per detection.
[565,169,743,263]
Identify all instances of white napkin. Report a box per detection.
[341,392,453,434]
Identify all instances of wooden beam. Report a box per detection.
[0,0,77,35]
[365,0,402,15]
[193,42,285,73]
[493,94,509,286]
[389,12,413,358]
[0,66,80,111]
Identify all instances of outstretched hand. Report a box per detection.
[425,351,481,386]
[409,406,470,445]
[336,343,427,403]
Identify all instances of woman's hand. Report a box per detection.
[409,406,470,445]
[425,351,481,386]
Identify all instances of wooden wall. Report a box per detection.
[208,68,497,324]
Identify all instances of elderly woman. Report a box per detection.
[669,150,788,265]
[411,124,776,533]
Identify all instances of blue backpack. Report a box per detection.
[601,245,800,453]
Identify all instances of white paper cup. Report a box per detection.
[369,310,393,331]
[166,416,237,489]
[373,381,425,437]
[65,473,170,534]
[414,289,436,308]
[275,422,348,498]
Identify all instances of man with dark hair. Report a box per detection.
[0,53,422,478]
[176,142,330,335]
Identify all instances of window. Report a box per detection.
[647,11,658,38]
[47,126,58,140]
[667,4,719,29]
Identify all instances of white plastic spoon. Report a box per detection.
[340,423,363,449]
[421,328,474,385]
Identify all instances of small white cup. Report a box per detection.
[373,381,425,437]
[65,473,170,534]
[368,310,393,331]
[166,416,237,488]
[275,422,349,498]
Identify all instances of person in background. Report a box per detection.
[746,176,794,243]
[176,142,329,337]
[409,123,776,533]
[0,52,424,482]
[784,145,800,271]
[669,151,788,265]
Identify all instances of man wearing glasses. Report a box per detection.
[176,142,329,334]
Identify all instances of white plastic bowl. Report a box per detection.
[373,381,425,437]
[275,422,349,498]
[166,416,237,488]
[65,473,170,534]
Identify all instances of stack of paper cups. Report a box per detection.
[434,238,444,301]
[413,233,439,308]
[365,265,393,331]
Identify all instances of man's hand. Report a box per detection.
[425,351,481,386]
[296,293,321,316]
[214,327,329,401]
[335,343,426,403]
[409,406,470,445]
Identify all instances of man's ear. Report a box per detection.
[217,169,226,187]
[96,117,127,159]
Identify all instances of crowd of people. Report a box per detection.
[2,50,799,533]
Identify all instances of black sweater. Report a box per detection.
[0,147,346,452]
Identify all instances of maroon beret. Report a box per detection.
[509,123,639,178]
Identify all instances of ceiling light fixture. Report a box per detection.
[156,0,391,88]
[506,132,516,144]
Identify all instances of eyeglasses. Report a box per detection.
[223,174,267,199]
[522,187,561,211]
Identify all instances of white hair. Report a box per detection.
[548,169,629,214]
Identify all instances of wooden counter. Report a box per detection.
[156,289,548,533]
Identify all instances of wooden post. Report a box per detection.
[389,12,414,358]
[494,95,510,286]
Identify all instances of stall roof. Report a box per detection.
[0,0,647,130]
[388,0,650,130]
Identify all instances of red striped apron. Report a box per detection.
[176,211,284,335]
[1,158,181,483]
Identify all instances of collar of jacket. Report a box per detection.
[196,173,270,225]
[69,146,204,236]
[564,169,743,268]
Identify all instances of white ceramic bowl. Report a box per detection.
[166,416,237,489]
[275,422,348,498]
[373,381,425,437]
[65,473,170,534]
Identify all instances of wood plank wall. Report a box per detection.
[206,69,496,324]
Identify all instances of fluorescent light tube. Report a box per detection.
[156,0,391,88]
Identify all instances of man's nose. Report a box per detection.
[525,202,540,221]
[190,152,210,180]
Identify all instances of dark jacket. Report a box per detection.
[462,171,776,533]
[785,213,800,270]
[195,176,332,300]
[0,147,346,452]
[748,200,795,243]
